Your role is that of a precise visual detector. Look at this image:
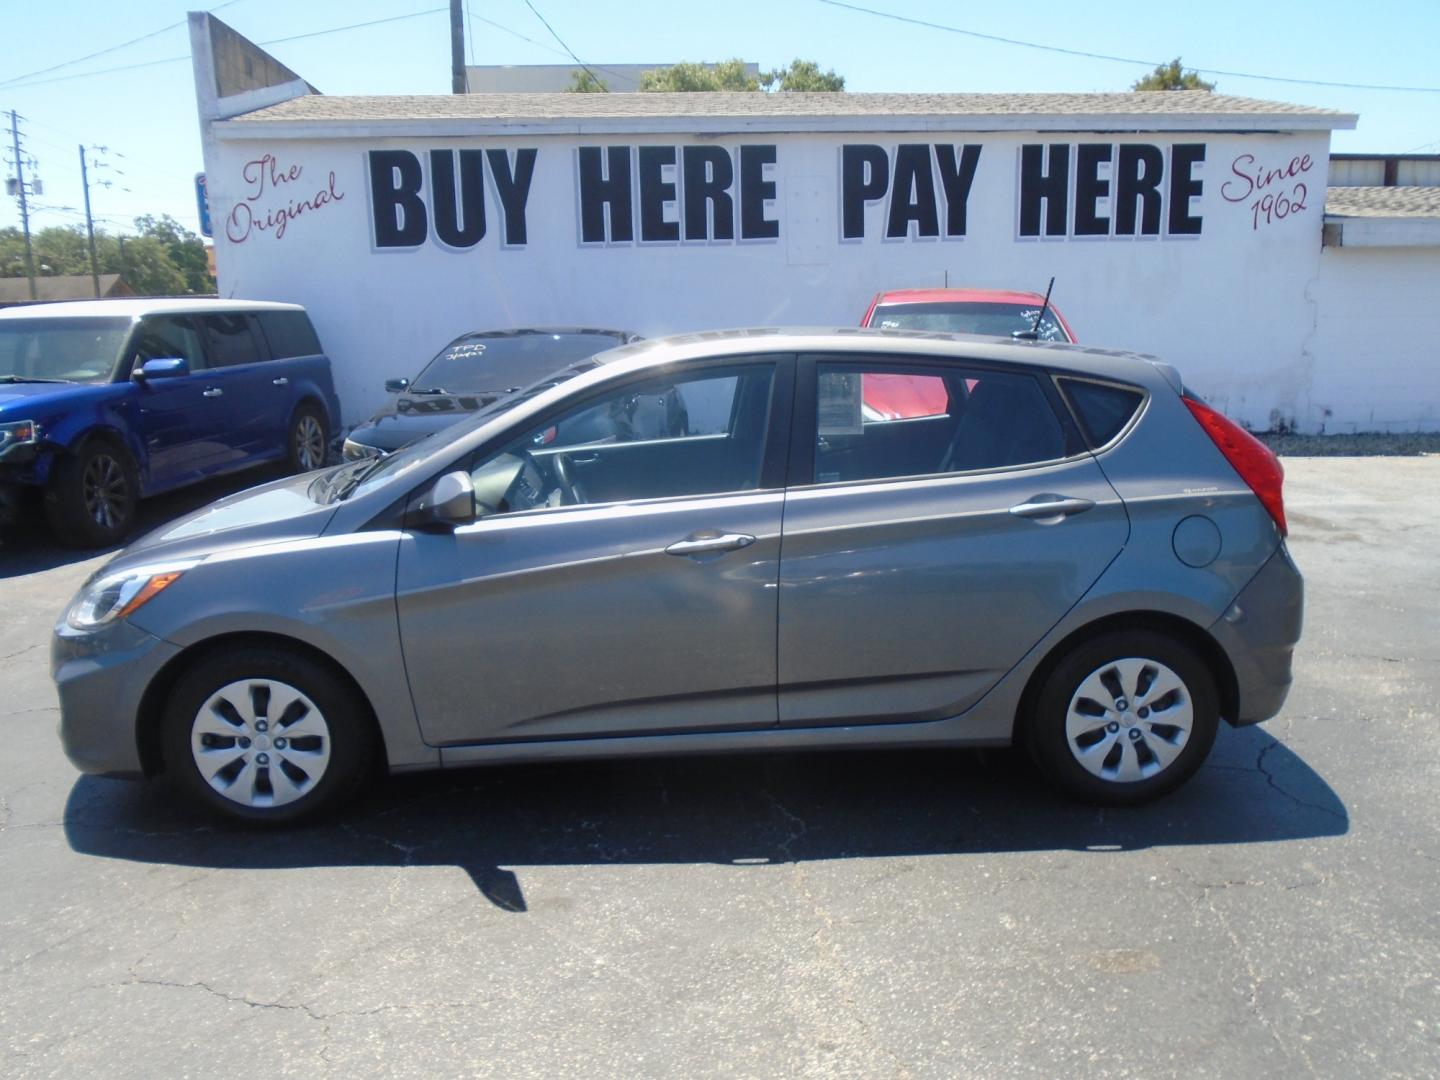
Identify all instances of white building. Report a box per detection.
[189,14,1439,434]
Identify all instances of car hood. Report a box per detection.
[0,381,109,417]
[350,390,502,452]
[102,470,338,572]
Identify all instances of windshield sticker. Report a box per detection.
[445,343,488,361]
[818,372,864,435]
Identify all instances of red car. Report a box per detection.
[860,288,1077,420]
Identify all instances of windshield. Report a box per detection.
[0,316,132,383]
[871,302,1071,343]
[408,331,623,394]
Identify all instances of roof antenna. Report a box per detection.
[1014,276,1055,340]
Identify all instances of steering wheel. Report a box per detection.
[551,452,584,506]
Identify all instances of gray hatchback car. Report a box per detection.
[53,329,1302,824]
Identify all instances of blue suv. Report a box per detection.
[0,299,341,548]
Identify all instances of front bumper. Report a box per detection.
[52,617,180,779]
[1209,542,1305,725]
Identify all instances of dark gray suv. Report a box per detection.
[53,329,1302,823]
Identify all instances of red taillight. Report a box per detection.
[1182,396,1287,536]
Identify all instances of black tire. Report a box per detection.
[1024,630,1220,806]
[286,403,328,473]
[43,436,139,550]
[161,645,375,826]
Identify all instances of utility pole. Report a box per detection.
[79,145,101,298]
[450,0,466,94]
[7,110,37,301]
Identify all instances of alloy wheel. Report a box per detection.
[81,452,129,529]
[294,414,325,470]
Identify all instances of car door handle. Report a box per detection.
[272,377,289,386]
[202,387,224,398]
[665,532,756,556]
[1009,495,1095,520]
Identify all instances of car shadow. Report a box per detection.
[0,463,292,578]
[64,725,1347,912]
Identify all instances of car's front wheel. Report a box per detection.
[1025,630,1220,805]
[44,437,139,549]
[161,646,375,825]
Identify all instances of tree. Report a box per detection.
[639,57,845,92]
[639,59,761,92]
[566,68,609,93]
[114,235,187,296]
[761,59,845,92]
[0,215,214,297]
[133,214,213,294]
[1132,58,1215,92]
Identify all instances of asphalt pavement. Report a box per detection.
[0,456,1436,1078]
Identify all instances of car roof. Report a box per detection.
[592,327,1164,386]
[872,288,1055,307]
[0,297,306,321]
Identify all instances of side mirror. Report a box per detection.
[384,377,410,393]
[408,469,476,529]
[134,357,190,381]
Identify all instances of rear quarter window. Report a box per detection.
[258,311,322,360]
[1060,378,1145,447]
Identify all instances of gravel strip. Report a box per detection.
[1257,432,1440,457]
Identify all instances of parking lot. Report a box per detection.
[1,454,1437,1078]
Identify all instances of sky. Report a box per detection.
[3,0,1438,241]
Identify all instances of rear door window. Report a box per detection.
[810,358,1069,483]
[200,313,267,367]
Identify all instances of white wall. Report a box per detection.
[206,127,1347,431]
[1305,246,1440,432]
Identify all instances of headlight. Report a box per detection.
[66,560,200,631]
[0,419,40,459]
[342,437,382,461]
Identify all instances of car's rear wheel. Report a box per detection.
[161,646,375,825]
[287,404,328,473]
[44,437,139,549]
[1025,630,1219,805]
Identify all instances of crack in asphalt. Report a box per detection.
[1171,862,1323,1079]
[762,786,912,1079]
[0,643,43,663]
[1255,742,1348,821]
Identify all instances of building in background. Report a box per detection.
[0,273,132,309]
[464,62,761,94]
[188,13,1439,434]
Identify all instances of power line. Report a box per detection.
[816,0,1440,94]
[0,0,245,88]
[4,6,450,91]
[467,11,632,84]
[466,12,634,85]
[518,0,607,90]
[258,6,447,49]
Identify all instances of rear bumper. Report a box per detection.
[1210,543,1304,725]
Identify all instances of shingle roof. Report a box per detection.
[0,274,126,306]
[1324,186,1440,219]
[218,90,1355,136]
